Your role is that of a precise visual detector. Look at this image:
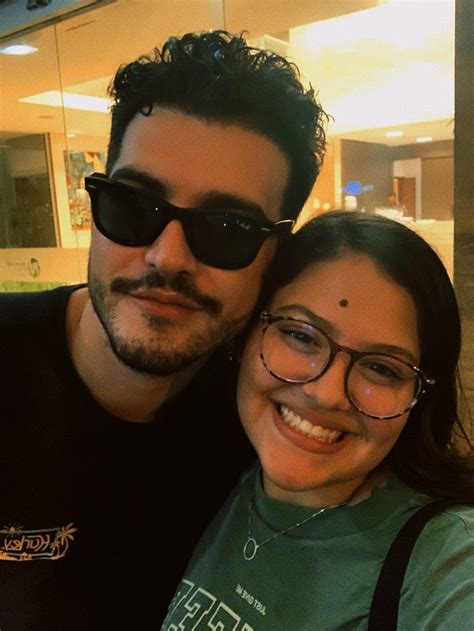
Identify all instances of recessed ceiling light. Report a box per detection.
[19,90,110,113]
[0,45,38,56]
[416,136,433,143]
[385,130,403,138]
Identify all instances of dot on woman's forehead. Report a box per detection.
[339,299,349,307]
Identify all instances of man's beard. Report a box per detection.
[88,267,248,376]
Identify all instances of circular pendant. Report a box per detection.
[243,537,259,561]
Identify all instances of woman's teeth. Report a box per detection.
[278,404,342,443]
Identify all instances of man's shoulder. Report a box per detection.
[0,284,83,327]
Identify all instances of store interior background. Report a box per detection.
[1,0,473,425]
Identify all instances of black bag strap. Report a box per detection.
[367,499,461,630]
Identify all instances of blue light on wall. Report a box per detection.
[341,182,374,195]
[346,181,362,195]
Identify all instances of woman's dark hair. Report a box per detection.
[260,210,473,500]
[106,30,328,220]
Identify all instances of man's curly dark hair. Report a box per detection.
[106,30,328,220]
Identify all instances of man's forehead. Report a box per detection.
[113,110,290,221]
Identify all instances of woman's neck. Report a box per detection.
[262,467,388,508]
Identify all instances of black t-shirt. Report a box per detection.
[0,286,254,630]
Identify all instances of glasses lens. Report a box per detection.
[262,319,330,381]
[91,181,164,246]
[348,355,422,418]
[184,212,268,270]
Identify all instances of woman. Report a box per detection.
[162,211,474,630]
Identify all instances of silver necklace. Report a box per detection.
[243,495,336,561]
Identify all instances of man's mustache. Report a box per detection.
[110,269,221,317]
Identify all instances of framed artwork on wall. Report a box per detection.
[64,150,106,230]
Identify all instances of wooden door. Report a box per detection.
[393,176,416,217]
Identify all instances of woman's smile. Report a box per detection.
[278,403,344,444]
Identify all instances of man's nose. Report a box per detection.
[301,352,352,411]
[144,219,199,273]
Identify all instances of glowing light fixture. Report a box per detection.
[385,130,403,138]
[19,90,110,113]
[0,44,38,56]
[416,136,433,143]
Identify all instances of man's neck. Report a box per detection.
[65,287,205,422]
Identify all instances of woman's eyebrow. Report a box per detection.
[361,343,419,366]
[273,304,338,336]
[273,304,419,364]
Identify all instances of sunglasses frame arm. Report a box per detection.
[271,219,295,235]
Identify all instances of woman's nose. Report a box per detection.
[301,352,352,411]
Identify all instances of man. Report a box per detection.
[387,191,407,215]
[0,30,326,628]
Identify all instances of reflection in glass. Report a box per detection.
[0,134,57,248]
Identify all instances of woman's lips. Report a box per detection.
[272,403,351,454]
[278,404,343,443]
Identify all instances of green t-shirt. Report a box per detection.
[162,465,474,630]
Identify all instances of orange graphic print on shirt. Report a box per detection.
[0,523,77,560]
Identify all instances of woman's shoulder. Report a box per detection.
[415,500,474,547]
[398,500,474,629]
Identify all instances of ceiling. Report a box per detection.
[0,0,455,148]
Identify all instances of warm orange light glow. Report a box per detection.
[289,1,454,136]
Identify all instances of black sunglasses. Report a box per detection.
[84,173,294,270]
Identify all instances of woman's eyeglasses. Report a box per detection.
[84,173,294,270]
[259,311,435,420]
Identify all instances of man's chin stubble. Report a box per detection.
[88,272,252,376]
[105,308,251,377]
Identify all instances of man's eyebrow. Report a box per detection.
[200,192,266,219]
[110,167,167,196]
[110,167,266,218]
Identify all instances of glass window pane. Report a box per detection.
[0,0,455,288]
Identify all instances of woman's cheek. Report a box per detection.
[237,330,270,434]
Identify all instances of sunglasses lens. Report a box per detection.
[185,213,267,270]
[92,182,162,246]
[86,176,275,270]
